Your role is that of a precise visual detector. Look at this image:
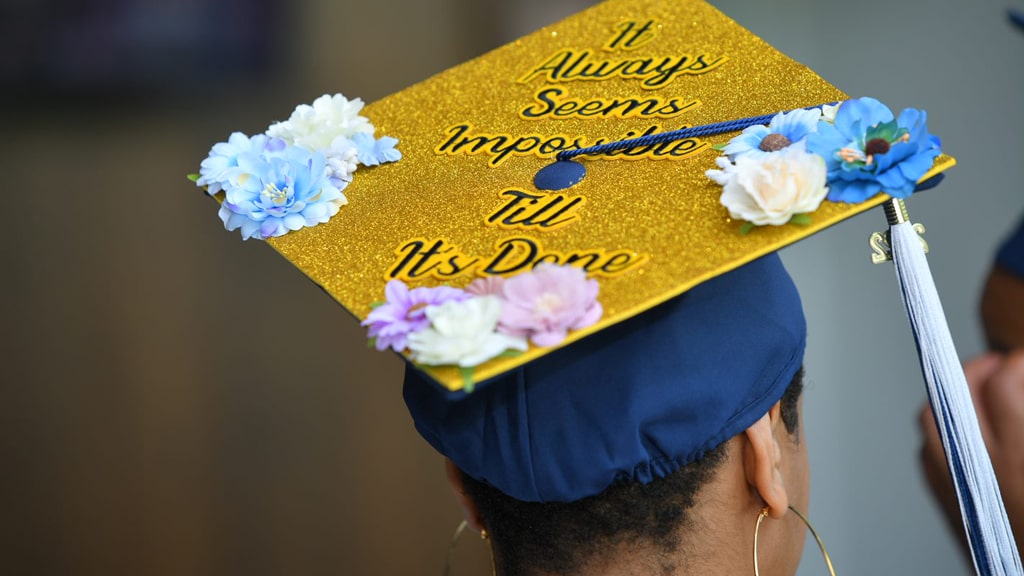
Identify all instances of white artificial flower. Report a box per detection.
[821,103,841,123]
[408,296,529,368]
[324,135,359,188]
[267,93,374,151]
[707,143,829,226]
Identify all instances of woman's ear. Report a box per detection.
[743,403,789,518]
[444,458,486,533]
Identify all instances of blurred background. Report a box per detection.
[1,0,1022,574]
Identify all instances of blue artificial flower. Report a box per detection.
[805,97,941,203]
[352,132,402,167]
[722,108,822,160]
[218,144,347,240]
[197,133,286,194]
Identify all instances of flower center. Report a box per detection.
[535,292,564,315]
[864,138,891,157]
[406,302,430,319]
[758,133,792,152]
[261,182,291,206]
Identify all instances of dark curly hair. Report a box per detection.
[460,368,805,576]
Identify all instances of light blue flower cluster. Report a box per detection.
[722,108,822,161]
[352,133,402,167]
[714,97,941,205]
[195,93,402,240]
[218,143,345,240]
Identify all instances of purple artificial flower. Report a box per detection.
[498,264,602,347]
[362,280,470,352]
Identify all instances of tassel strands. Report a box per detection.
[885,198,1023,576]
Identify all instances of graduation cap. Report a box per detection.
[191,0,1018,574]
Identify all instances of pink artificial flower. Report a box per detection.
[362,280,469,352]
[465,276,506,297]
[498,264,602,347]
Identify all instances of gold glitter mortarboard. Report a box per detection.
[236,0,955,392]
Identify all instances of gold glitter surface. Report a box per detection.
[268,0,956,391]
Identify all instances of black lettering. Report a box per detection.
[518,51,573,84]
[600,253,635,274]
[554,101,579,115]
[535,196,584,228]
[605,126,659,157]
[487,190,543,224]
[623,20,655,49]
[642,56,687,88]
[458,134,509,154]
[534,254,562,266]
[654,99,698,116]
[439,254,480,277]
[521,49,724,88]
[490,136,542,165]
[570,58,628,80]
[574,101,606,117]
[388,240,425,279]
[539,137,568,155]
[564,253,602,271]
[484,238,539,275]
[601,98,659,118]
[407,239,449,278]
[620,58,654,76]
[520,88,563,118]
[560,51,592,79]
[664,138,704,157]
[605,21,635,50]
[435,125,470,153]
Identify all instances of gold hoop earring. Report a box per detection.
[753,506,837,576]
[444,520,468,576]
[444,520,496,576]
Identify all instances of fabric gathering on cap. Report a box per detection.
[996,217,1024,278]
[404,253,805,503]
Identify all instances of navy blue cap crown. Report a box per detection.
[403,253,805,502]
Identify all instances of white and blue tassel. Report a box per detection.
[882,198,1022,576]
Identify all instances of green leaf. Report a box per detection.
[711,143,727,151]
[186,173,200,182]
[369,301,386,309]
[739,221,755,235]
[367,337,378,348]
[460,367,476,393]
[867,119,899,142]
[788,213,812,226]
[498,349,524,359]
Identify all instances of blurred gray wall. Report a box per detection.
[702,1,1024,574]
[2,0,1022,575]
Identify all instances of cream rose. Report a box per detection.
[707,144,829,227]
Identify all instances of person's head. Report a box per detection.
[981,267,1024,351]
[984,221,1024,350]
[446,368,808,576]
[404,253,811,575]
